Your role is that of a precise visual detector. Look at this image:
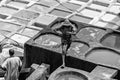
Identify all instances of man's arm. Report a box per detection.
[0,59,8,71]
[18,58,22,72]
[0,65,6,71]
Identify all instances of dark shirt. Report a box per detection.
[56,25,73,45]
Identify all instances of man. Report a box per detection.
[54,20,76,54]
[54,20,76,67]
[0,44,12,65]
[1,49,22,80]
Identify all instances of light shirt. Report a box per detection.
[1,57,22,80]
[0,43,19,65]
[0,44,14,65]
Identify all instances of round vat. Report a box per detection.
[55,71,88,80]
[85,48,120,69]
[100,32,120,50]
[34,33,62,53]
[67,41,89,58]
[76,27,106,42]
[48,67,88,80]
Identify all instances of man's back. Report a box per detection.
[2,57,22,80]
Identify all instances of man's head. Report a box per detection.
[9,49,15,57]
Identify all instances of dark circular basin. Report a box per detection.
[49,67,89,80]
[55,71,88,80]
[100,32,120,50]
[85,47,120,69]
[34,33,61,46]
[34,33,62,53]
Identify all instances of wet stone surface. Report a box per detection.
[13,10,40,20]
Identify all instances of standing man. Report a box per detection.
[1,49,22,80]
[54,20,76,67]
[54,20,76,54]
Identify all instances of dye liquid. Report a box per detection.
[101,34,120,49]
[34,34,62,53]
[86,49,120,68]
[67,42,89,58]
[76,27,105,42]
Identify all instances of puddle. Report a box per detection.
[89,1,109,10]
[79,8,101,18]
[69,14,93,24]
[85,48,120,69]
[13,10,40,20]
[49,9,72,17]
[100,32,120,50]
[0,6,18,15]
[56,2,81,12]
[76,27,106,42]
[27,4,50,13]
[7,1,28,9]
[20,28,39,37]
